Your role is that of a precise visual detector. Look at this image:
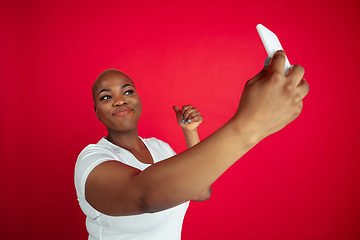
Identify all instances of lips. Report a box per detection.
[112,107,134,117]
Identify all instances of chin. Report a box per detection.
[109,123,138,133]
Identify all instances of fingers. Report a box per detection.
[179,105,203,125]
[269,50,286,74]
[296,78,309,100]
[247,54,282,86]
[182,105,200,124]
[263,51,307,96]
[287,64,305,86]
[286,63,308,100]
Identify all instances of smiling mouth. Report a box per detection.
[112,107,134,117]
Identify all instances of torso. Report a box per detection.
[131,144,154,164]
[132,142,154,164]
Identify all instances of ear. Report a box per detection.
[94,105,99,120]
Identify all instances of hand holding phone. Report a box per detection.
[256,24,291,75]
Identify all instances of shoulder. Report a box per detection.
[142,137,171,147]
[142,137,174,151]
[75,139,118,191]
[78,139,116,159]
[142,137,177,158]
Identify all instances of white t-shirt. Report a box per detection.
[75,137,190,240]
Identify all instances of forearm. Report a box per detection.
[132,119,260,212]
[183,129,200,148]
[183,127,212,201]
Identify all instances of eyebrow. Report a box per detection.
[97,84,134,96]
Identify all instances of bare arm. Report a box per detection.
[85,51,309,216]
[173,105,211,201]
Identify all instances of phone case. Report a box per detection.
[257,24,291,75]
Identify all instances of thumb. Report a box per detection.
[173,105,181,118]
[246,58,271,86]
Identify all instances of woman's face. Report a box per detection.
[93,72,142,134]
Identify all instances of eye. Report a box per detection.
[100,95,112,100]
[124,90,134,96]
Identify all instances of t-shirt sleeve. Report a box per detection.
[74,144,117,218]
[148,138,177,162]
[161,140,177,158]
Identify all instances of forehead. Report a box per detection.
[94,73,134,93]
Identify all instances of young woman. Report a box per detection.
[75,51,309,240]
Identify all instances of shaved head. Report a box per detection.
[92,69,134,103]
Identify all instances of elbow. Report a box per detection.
[191,187,212,202]
[139,192,193,213]
[138,194,169,214]
[201,188,212,201]
[138,196,155,213]
[205,190,212,201]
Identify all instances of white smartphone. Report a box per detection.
[256,24,291,75]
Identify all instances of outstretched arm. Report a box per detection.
[85,51,309,216]
[173,105,211,201]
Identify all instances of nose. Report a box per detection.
[113,95,127,106]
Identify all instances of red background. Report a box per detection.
[1,0,360,239]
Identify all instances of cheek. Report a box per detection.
[95,104,109,118]
[134,97,142,112]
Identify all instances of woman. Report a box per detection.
[75,51,309,240]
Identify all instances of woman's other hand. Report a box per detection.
[173,105,203,132]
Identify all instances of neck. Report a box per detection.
[106,128,142,152]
